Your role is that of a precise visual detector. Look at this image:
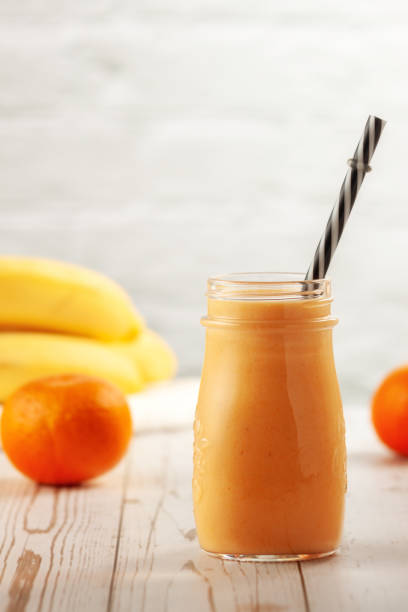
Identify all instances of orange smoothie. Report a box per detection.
[193,274,346,561]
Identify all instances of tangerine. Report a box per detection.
[372,366,408,456]
[1,374,132,484]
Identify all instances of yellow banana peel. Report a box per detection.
[0,332,143,401]
[112,329,177,385]
[0,256,144,341]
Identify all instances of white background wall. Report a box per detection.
[0,1,407,404]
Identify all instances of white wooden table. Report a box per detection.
[0,378,407,612]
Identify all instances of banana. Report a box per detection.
[112,329,177,384]
[0,332,143,401]
[0,256,144,341]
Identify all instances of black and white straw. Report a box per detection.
[305,115,386,280]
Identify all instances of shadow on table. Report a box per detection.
[0,475,121,501]
[0,477,84,500]
[0,477,36,499]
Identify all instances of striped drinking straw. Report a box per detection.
[305,115,386,280]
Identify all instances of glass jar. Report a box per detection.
[193,273,346,562]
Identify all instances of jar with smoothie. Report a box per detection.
[193,273,347,561]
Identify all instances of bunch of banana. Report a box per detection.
[0,257,176,400]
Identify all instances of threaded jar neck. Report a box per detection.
[207,272,331,301]
[203,273,337,330]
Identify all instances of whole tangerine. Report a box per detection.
[372,366,408,456]
[1,374,132,484]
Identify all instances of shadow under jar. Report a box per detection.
[193,273,347,562]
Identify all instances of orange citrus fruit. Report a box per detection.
[372,366,408,456]
[1,374,132,484]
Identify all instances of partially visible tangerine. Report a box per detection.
[372,366,408,456]
[1,374,132,484]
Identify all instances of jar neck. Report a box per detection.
[202,273,337,330]
[207,272,330,301]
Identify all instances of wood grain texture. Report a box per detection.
[1,381,408,611]
[301,411,408,612]
[110,431,306,612]
[0,451,127,612]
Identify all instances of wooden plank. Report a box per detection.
[301,410,408,612]
[1,381,408,612]
[0,449,127,612]
[110,430,306,612]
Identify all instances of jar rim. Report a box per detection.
[207,272,331,301]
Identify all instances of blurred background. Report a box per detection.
[0,0,407,405]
